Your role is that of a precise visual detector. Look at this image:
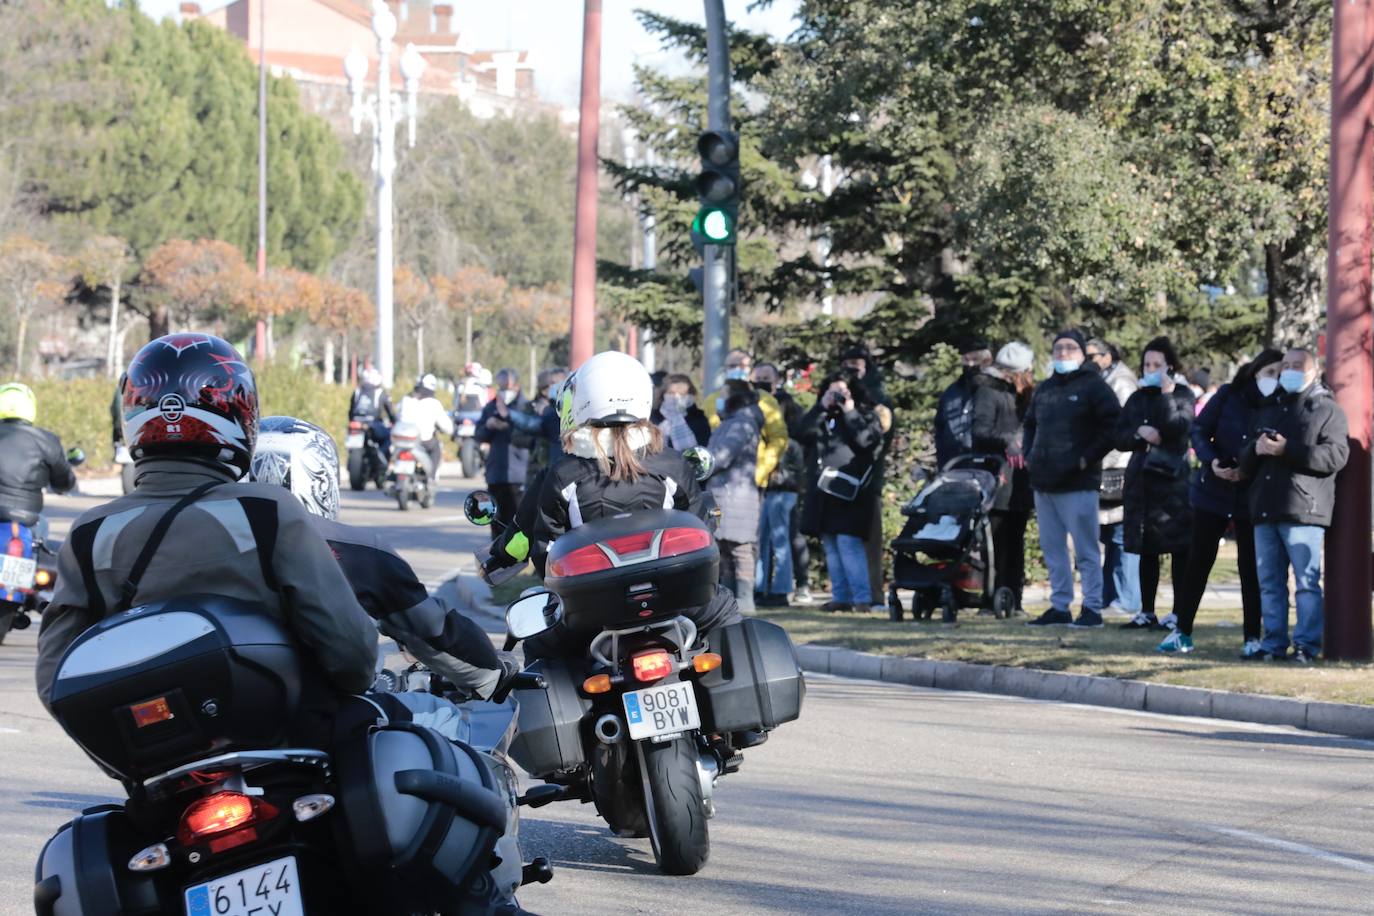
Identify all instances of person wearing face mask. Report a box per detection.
[750,363,805,607]
[1156,349,1282,656]
[1085,338,1142,619]
[503,366,568,489]
[1111,337,1195,636]
[1022,329,1123,627]
[652,373,711,449]
[838,345,895,603]
[935,338,994,468]
[474,367,533,527]
[707,379,763,614]
[703,348,789,493]
[1237,346,1349,663]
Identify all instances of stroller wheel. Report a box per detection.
[992,587,1018,619]
[887,588,904,622]
[939,585,958,624]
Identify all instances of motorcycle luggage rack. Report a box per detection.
[588,616,697,671]
[142,748,330,795]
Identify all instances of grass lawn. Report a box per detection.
[756,603,1374,706]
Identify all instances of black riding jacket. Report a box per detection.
[0,419,76,524]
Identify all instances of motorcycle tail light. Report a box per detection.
[548,544,612,577]
[582,674,612,694]
[692,652,723,674]
[348,420,364,431]
[659,527,711,557]
[178,791,277,850]
[6,537,23,558]
[606,531,655,557]
[631,649,674,683]
[397,450,414,461]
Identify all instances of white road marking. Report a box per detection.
[1208,826,1374,875]
[0,727,20,735]
[423,564,471,591]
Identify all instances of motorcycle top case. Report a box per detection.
[34,806,161,916]
[509,658,592,777]
[698,618,806,733]
[47,595,307,783]
[333,722,505,910]
[544,508,720,630]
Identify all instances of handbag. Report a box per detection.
[1142,447,1186,479]
[816,464,873,502]
[1099,467,1125,502]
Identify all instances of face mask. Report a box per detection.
[1256,376,1278,398]
[1140,371,1163,388]
[1279,369,1308,394]
[725,367,749,381]
[664,393,693,412]
[542,387,554,400]
[1052,359,1081,375]
[715,396,727,415]
[500,390,517,405]
[753,381,774,394]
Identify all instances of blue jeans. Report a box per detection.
[755,491,798,595]
[821,533,872,605]
[1254,523,1325,656]
[1033,489,1104,612]
[1101,523,1141,612]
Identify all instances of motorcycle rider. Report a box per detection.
[250,414,512,701]
[349,366,396,457]
[397,372,454,481]
[0,382,78,539]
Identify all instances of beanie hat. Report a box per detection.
[995,342,1034,373]
[1052,329,1088,354]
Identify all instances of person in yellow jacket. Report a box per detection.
[702,348,788,489]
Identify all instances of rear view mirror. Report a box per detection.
[464,490,497,526]
[66,447,86,467]
[683,446,714,481]
[506,591,562,640]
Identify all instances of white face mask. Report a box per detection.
[500,389,517,405]
[1256,376,1278,397]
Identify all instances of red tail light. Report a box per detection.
[632,649,675,682]
[397,450,414,461]
[660,527,711,557]
[548,545,612,577]
[6,538,23,558]
[177,791,278,851]
[606,531,655,556]
[348,420,364,431]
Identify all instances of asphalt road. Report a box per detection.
[2,478,1373,914]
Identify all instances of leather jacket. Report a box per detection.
[0,419,75,525]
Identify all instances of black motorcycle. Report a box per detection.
[345,419,388,492]
[35,595,548,915]
[467,483,805,876]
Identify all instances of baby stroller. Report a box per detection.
[887,453,1017,622]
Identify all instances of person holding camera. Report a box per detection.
[795,371,884,613]
[1156,350,1281,656]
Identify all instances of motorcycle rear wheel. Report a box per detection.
[639,737,710,875]
[0,600,17,645]
[395,477,410,511]
[347,449,366,491]
[459,439,480,479]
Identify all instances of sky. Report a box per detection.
[139,0,802,105]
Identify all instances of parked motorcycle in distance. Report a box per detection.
[386,421,435,511]
[345,419,388,491]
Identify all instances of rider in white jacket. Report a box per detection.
[397,374,454,479]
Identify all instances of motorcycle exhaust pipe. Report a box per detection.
[594,714,624,745]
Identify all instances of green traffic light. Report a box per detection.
[702,209,732,241]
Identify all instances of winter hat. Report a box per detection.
[1052,329,1088,355]
[995,341,1034,373]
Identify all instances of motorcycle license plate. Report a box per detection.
[0,556,35,592]
[184,856,304,916]
[394,459,416,475]
[345,433,364,449]
[623,681,700,741]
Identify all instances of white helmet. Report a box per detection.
[560,351,652,431]
[418,373,438,393]
[362,367,382,387]
[250,416,341,520]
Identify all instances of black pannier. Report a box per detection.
[697,618,805,733]
[509,658,592,777]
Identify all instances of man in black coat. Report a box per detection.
[1021,330,1122,628]
[1239,347,1349,663]
[934,338,993,468]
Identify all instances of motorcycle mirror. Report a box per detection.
[683,446,715,481]
[463,490,498,526]
[66,447,86,467]
[505,591,562,640]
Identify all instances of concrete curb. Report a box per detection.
[798,644,1374,741]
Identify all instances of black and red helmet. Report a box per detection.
[121,333,259,476]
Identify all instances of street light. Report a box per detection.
[344,0,423,389]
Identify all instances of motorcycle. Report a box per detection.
[453,382,488,480]
[0,446,82,644]
[344,419,388,492]
[34,595,553,915]
[386,421,435,511]
[465,460,805,876]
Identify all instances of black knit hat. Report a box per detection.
[1053,329,1088,354]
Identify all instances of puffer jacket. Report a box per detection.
[37,460,378,709]
[1190,381,1270,520]
[1022,367,1122,493]
[1098,361,1138,524]
[795,402,884,538]
[1240,381,1350,527]
[0,420,76,524]
[1115,385,1195,555]
[706,408,761,543]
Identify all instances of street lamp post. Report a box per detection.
[344,0,425,389]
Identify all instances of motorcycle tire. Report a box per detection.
[347,449,366,491]
[460,439,480,479]
[419,479,435,509]
[120,462,136,495]
[592,741,649,838]
[395,477,410,511]
[640,737,710,876]
[0,602,15,645]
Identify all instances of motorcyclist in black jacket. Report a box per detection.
[349,366,396,457]
[0,382,77,531]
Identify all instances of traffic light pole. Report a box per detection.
[701,0,731,393]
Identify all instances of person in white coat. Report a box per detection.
[397,373,454,480]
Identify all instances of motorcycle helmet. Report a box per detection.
[122,333,258,477]
[362,367,382,387]
[562,351,652,430]
[0,382,36,423]
[418,372,438,394]
[250,416,340,520]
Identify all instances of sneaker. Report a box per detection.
[1239,646,1285,662]
[1238,639,1264,660]
[1158,613,1178,631]
[1120,612,1159,630]
[1101,603,1135,619]
[1028,608,1073,627]
[1291,647,1319,665]
[820,601,852,613]
[794,587,815,606]
[851,603,873,614]
[1156,630,1194,654]
[1071,608,1104,629]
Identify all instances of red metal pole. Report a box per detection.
[1324,0,1374,661]
[569,0,602,370]
[254,0,268,364]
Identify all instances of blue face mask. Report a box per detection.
[1279,369,1308,394]
[715,396,727,415]
[1140,371,1163,388]
[1052,359,1081,375]
[725,368,749,381]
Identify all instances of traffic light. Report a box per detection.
[693,130,740,247]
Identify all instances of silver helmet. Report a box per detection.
[250,415,340,520]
